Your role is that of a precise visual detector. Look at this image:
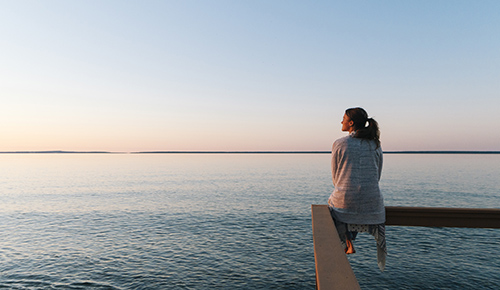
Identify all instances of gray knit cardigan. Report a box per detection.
[328,133,385,224]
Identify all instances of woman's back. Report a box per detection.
[329,134,385,224]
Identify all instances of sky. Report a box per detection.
[1,0,499,152]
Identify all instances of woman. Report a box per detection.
[328,107,386,271]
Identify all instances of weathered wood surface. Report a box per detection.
[385,206,500,228]
[311,205,500,289]
[311,205,360,290]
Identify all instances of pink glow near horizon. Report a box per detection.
[1,1,499,152]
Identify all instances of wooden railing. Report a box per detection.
[311,205,500,290]
[385,206,500,228]
[311,205,361,290]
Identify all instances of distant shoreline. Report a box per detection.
[1,150,500,154]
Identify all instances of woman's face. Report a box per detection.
[341,113,354,132]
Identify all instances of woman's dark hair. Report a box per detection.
[345,107,380,148]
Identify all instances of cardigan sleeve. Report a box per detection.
[331,143,338,185]
[376,147,383,181]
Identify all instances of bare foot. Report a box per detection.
[345,239,356,254]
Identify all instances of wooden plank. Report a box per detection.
[311,205,500,288]
[386,206,500,228]
[311,205,360,290]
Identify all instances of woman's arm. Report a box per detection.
[377,147,383,181]
[331,142,339,185]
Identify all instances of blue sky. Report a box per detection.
[1,0,499,151]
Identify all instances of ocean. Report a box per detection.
[0,153,499,289]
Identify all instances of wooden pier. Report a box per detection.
[311,205,500,290]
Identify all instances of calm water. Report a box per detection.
[0,154,499,289]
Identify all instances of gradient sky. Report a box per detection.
[1,0,499,152]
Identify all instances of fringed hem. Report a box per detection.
[329,207,387,272]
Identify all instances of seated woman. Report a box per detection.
[328,107,386,271]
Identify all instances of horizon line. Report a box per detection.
[1,150,500,154]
